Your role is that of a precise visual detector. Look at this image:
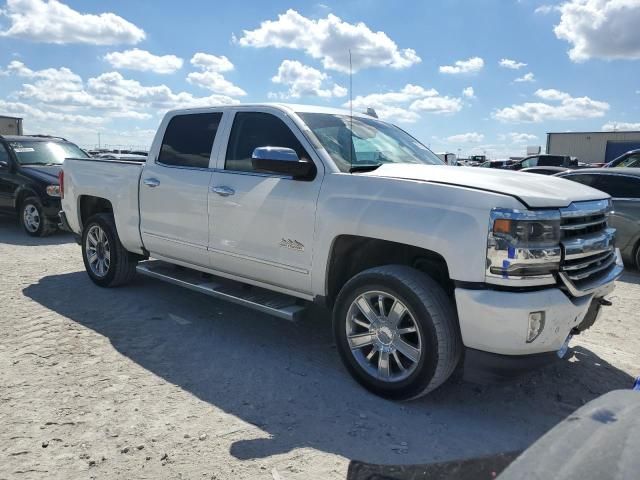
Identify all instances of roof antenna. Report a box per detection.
[349,49,353,170]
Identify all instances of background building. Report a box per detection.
[546,131,640,164]
[0,115,23,135]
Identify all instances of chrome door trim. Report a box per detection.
[207,246,309,275]
[142,231,208,251]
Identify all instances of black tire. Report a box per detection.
[20,196,57,237]
[333,265,462,401]
[634,242,640,271]
[81,213,137,287]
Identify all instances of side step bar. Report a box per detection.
[136,260,307,322]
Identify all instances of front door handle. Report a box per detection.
[143,178,160,187]
[211,186,235,197]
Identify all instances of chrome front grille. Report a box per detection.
[558,199,622,296]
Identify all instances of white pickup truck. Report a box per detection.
[59,104,623,400]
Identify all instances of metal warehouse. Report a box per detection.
[546,130,640,164]
[0,115,23,135]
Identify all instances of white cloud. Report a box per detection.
[0,99,106,126]
[499,58,527,69]
[535,5,557,15]
[190,53,234,73]
[439,57,484,74]
[186,53,246,97]
[462,86,475,98]
[602,121,640,131]
[271,60,346,98]
[0,0,145,45]
[515,72,536,82]
[554,0,640,62]
[345,84,463,123]
[3,60,240,128]
[237,9,421,72]
[499,132,539,143]
[494,88,609,122]
[446,132,485,143]
[104,49,183,74]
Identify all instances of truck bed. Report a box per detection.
[62,157,145,254]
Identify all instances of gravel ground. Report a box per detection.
[1,214,638,480]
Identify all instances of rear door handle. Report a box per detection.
[211,186,235,197]
[143,178,160,187]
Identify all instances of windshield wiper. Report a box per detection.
[349,164,382,173]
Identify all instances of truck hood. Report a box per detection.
[364,164,608,208]
[20,165,62,184]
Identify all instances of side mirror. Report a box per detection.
[251,147,314,180]
[0,160,9,170]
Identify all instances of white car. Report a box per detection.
[59,104,623,400]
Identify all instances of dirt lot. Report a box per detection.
[1,214,639,480]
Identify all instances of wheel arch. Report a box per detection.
[78,195,114,230]
[324,235,453,308]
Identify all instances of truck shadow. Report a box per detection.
[23,271,635,466]
[0,214,74,246]
[618,271,640,286]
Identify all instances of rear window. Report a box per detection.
[158,113,222,169]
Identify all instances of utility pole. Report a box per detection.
[98,132,101,148]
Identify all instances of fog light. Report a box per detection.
[526,311,545,343]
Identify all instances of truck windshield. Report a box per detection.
[9,141,88,165]
[297,112,442,173]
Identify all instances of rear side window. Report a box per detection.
[158,113,222,168]
[225,112,308,172]
[593,175,640,199]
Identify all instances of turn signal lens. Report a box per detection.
[493,218,511,234]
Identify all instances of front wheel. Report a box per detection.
[333,265,461,401]
[81,213,137,287]
[21,197,56,237]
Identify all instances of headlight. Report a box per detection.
[486,208,561,286]
[46,185,61,197]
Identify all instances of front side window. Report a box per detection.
[158,112,222,168]
[561,174,599,188]
[225,112,308,172]
[297,113,442,173]
[9,141,88,165]
[522,157,538,168]
[0,143,9,164]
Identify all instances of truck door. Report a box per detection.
[0,143,14,211]
[207,109,323,295]
[139,111,224,268]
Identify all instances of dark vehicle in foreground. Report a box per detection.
[508,154,579,171]
[557,168,640,269]
[520,166,571,175]
[479,159,515,169]
[605,149,640,169]
[0,135,89,236]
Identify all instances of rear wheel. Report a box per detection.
[333,265,461,400]
[81,213,137,287]
[21,196,56,237]
[634,242,640,271]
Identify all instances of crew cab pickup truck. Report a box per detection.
[59,104,624,400]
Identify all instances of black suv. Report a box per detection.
[0,135,88,236]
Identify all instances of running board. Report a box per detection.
[136,260,307,322]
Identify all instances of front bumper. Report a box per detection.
[463,348,559,383]
[456,249,622,358]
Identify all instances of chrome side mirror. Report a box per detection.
[251,147,314,180]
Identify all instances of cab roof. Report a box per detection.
[167,103,373,119]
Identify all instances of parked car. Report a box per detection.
[605,149,640,169]
[60,104,623,400]
[520,166,572,175]
[479,159,515,169]
[508,154,578,171]
[556,168,640,269]
[0,134,89,236]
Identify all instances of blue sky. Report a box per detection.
[1,0,639,157]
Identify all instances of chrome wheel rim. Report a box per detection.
[346,290,422,382]
[85,225,111,277]
[23,204,40,232]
